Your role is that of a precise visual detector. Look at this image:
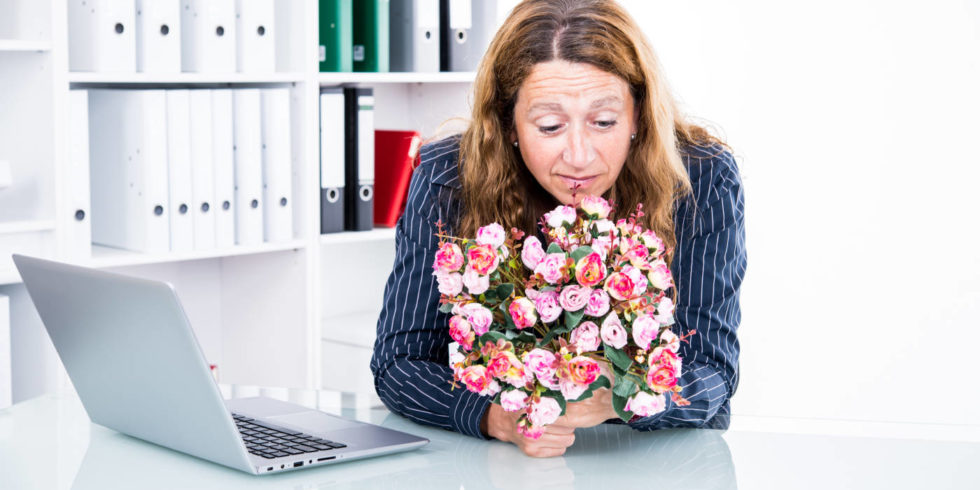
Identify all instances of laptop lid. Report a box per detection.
[13,255,254,473]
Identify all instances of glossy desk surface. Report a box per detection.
[1,387,978,490]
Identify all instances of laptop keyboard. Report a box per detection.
[232,413,348,460]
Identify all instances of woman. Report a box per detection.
[371,0,746,458]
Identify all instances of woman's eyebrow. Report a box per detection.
[527,102,564,114]
[590,96,623,109]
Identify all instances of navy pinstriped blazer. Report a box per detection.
[371,136,746,438]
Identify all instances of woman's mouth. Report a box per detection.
[560,175,598,190]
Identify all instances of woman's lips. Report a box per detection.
[560,175,598,189]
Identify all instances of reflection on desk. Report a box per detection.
[1,387,978,490]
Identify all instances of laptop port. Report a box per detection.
[317,456,336,462]
[293,462,304,468]
[266,467,273,472]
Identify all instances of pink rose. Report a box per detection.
[559,380,588,401]
[632,314,659,350]
[449,315,475,351]
[574,252,606,288]
[528,397,562,427]
[625,391,666,417]
[487,352,513,379]
[569,321,601,353]
[524,348,558,383]
[508,297,537,329]
[585,289,611,317]
[600,313,628,349]
[521,236,547,270]
[544,205,577,228]
[660,329,680,353]
[623,239,650,267]
[500,390,529,412]
[604,271,635,301]
[616,219,638,236]
[639,230,665,255]
[535,253,569,284]
[518,422,545,440]
[579,195,612,219]
[433,242,464,273]
[654,297,675,326]
[466,243,500,275]
[461,303,493,336]
[459,365,488,393]
[462,266,490,295]
[532,290,562,323]
[648,260,673,290]
[591,235,614,261]
[564,356,601,385]
[593,219,615,234]
[622,265,649,298]
[646,366,678,393]
[476,222,506,248]
[434,271,463,296]
[558,285,590,312]
[649,346,682,373]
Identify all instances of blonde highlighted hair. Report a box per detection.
[457,0,728,265]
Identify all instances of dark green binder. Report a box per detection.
[319,0,353,72]
[352,0,390,72]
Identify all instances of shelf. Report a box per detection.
[86,239,307,269]
[68,72,306,85]
[0,40,51,52]
[318,71,475,85]
[0,220,57,235]
[319,227,396,246]
[322,311,380,349]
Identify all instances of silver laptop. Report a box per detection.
[13,254,428,475]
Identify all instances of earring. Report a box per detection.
[630,133,636,141]
[513,140,519,147]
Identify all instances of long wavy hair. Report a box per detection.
[457,0,728,266]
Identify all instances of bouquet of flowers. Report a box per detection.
[432,196,692,439]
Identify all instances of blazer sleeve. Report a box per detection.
[628,150,747,430]
[370,161,492,439]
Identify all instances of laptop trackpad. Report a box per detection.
[265,411,364,433]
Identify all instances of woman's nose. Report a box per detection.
[561,127,596,169]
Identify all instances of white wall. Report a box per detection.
[621,0,980,425]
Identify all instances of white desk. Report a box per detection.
[1,388,977,489]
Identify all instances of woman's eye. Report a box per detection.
[595,120,618,129]
[538,124,563,134]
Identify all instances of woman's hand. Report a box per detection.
[483,403,576,458]
[554,386,619,428]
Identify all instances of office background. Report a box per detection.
[1,0,978,435]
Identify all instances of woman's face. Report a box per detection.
[513,60,637,205]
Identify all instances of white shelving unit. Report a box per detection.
[0,40,52,52]
[0,0,474,401]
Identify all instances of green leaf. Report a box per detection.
[573,374,612,402]
[591,374,612,391]
[537,325,571,347]
[613,376,637,399]
[604,347,633,373]
[612,393,631,422]
[482,290,498,302]
[516,331,538,345]
[564,309,585,330]
[546,242,564,254]
[480,330,506,344]
[570,246,595,263]
[553,392,567,416]
[496,283,515,300]
[438,303,454,314]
